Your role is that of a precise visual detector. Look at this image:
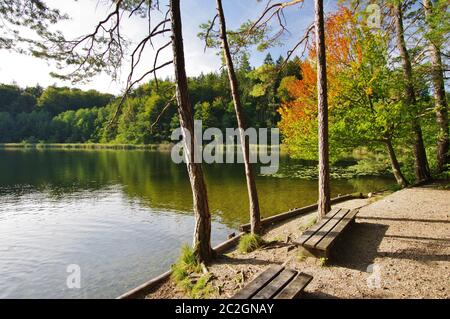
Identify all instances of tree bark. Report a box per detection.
[385,139,408,188]
[423,0,449,172]
[392,3,431,183]
[216,0,261,235]
[315,0,331,219]
[170,0,214,262]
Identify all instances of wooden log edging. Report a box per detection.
[239,193,362,232]
[117,232,245,299]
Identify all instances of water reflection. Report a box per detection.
[0,149,393,228]
[0,149,393,298]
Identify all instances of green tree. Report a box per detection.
[0,112,15,142]
[263,53,274,65]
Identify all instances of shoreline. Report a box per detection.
[0,143,287,152]
[117,192,365,299]
[0,143,171,151]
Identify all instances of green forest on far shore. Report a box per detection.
[0,53,298,145]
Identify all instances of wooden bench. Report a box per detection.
[231,265,313,299]
[294,208,359,258]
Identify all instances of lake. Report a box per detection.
[0,149,393,298]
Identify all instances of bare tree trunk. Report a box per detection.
[170,0,214,262]
[392,3,431,183]
[385,139,409,188]
[315,0,331,220]
[423,0,449,172]
[216,0,261,234]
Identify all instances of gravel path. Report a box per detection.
[147,184,450,299]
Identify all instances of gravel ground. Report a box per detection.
[147,184,450,299]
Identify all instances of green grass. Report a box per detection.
[318,257,328,267]
[190,273,215,299]
[297,250,307,262]
[299,216,317,231]
[170,245,213,298]
[171,245,201,279]
[434,182,450,190]
[238,233,264,254]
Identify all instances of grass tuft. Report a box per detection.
[191,273,214,299]
[299,216,317,231]
[171,245,201,281]
[238,233,264,254]
[318,257,328,267]
[297,251,307,262]
[170,244,213,298]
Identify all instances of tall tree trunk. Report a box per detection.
[216,0,261,234]
[385,139,409,188]
[170,0,213,262]
[392,3,431,183]
[423,0,449,172]
[315,0,331,219]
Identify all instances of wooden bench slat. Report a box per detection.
[252,269,297,299]
[231,265,284,299]
[274,273,313,299]
[303,209,350,248]
[295,208,342,245]
[315,209,359,251]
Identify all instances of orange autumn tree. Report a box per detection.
[278,6,360,159]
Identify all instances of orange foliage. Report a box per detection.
[278,6,360,140]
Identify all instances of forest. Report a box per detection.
[0,53,300,144]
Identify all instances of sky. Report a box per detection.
[0,0,336,94]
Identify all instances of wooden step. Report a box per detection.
[274,273,313,299]
[252,269,298,299]
[231,265,284,299]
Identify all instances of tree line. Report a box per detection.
[0,54,299,144]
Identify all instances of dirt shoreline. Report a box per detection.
[147,183,449,299]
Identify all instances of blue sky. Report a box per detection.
[0,0,336,94]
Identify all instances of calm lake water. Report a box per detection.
[0,149,394,298]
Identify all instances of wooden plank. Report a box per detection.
[231,265,284,299]
[274,273,313,299]
[303,209,350,249]
[295,208,342,245]
[252,269,297,299]
[213,232,245,254]
[315,209,359,251]
[117,269,172,299]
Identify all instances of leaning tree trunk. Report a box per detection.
[385,139,409,188]
[392,3,431,183]
[170,0,214,262]
[216,0,261,235]
[423,0,449,172]
[315,0,331,219]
